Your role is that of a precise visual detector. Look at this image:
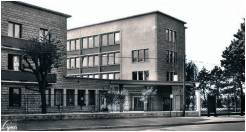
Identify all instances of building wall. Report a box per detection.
[67,14,158,81]
[1,1,68,81]
[156,13,186,82]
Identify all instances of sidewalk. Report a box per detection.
[15,115,245,131]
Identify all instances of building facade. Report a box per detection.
[66,11,186,112]
[1,1,71,114]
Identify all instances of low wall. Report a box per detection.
[1,111,199,121]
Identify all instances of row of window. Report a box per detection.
[132,71,149,80]
[81,72,120,80]
[132,49,149,63]
[166,50,177,64]
[67,52,120,69]
[165,29,176,43]
[67,32,120,51]
[9,88,97,107]
[8,22,49,42]
[166,71,177,81]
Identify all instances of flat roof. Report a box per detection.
[10,1,71,18]
[68,11,186,31]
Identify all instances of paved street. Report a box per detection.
[93,122,245,131]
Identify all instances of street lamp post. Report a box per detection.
[170,94,173,117]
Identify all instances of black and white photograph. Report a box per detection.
[0,0,245,131]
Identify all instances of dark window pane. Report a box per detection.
[144,49,149,61]
[66,89,75,106]
[89,90,95,105]
[138,71,143,80]
[144,71,149,80]
[132,71,137,80]
[78,90,85,106]
[55,89,63,106]
[8,54,13,70]
[9,88,21,107]
[139,50,144,62]
[166,50,169,63]
[166,72,169,81]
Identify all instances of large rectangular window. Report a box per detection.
[102,34,108,46]
[82,56,88,67]
[75,57,80,68]
[115,52,120,64]
[94,35,99,47]
[8,54,20,71]
[76,39,80,50]
[94,55,99,66]
[39,28,48,42]
[9,88,21,107]
[108,73,114,79]
[169,30,172,42]
[8,22,21,38]
[82,38,88,49]
[102,54,108,66]
[88,56,94,67]
[166,50,176,64]
[132,71,137,80]
[132,49,149,63]
[55,89,63,106]
[132,71,149,80]
[108,33,114,45]
[88,90,95,105]
[108,53,114,65]
[88,37,93,48]
[70,40,75,51]
[66,89,75,106]
[138,71,143,80]
[115,32,120,44]
[70,58,75,69]
[78,90,85,106]
[165,29,169,41]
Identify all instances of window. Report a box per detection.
[170,51,173,63]
[138,50,144,62]
[144,71,149,80]
[108,53,114,65]
[76,39,80,50]
[173,31,176,43]
[138,71,143,80]
[166,71,175,81]
[102,54,108,65]
[39,28,48,42]
[166,50,176,64]
[82,38,88,49]
[88,74,94,78]
[132,49,149,63]
[9,88,21,107]
[115,73,120,79]
[94,35,99,47]
[132,50,138,62]
[102,34,108,46]
[102,74,108,79]
[82,75,88,78]
[55,89,63,106]
[66,89,75,106]
[165,29,169,41]
[45,89,51,106]
[115,52,120,64]
[67,41,70,51]
[108,33,114,45]
[70,58,75,69]
[132,71,137,80]
[88,56,94,67]
[166,50,170,63]
[75,57,80,68]
[67,59,70,69]
[88,37,93,48]
[88,90,95,105]
[78,90,85,106]
[94,55,99,66]
[8,22,21,38]
[82,56,88,67]
[169,30,172,42]
[94,74,99,79]
[115,32,120,44]
[8,54,20,71]
[70,40,75,51]
[108,73,114,79]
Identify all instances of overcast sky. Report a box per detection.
[20,0,246,70]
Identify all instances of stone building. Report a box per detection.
[1,1,187,114]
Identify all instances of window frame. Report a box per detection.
[9,87,21,107]
[8,22,22,38]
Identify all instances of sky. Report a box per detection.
[19,0,246,71]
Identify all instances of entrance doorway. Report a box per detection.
[133,96,144,111]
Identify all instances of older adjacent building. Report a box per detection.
[66,11,187,112]
[1,1,71,114]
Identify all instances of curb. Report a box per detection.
[26,120,245,131]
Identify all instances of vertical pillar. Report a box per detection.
[95,90,99,112]
[85,89,89,106]
[63,89,66,107]
[195,90,201,116]
[144,99,148,111]
[75,89,78,106]
[51,88,54,107]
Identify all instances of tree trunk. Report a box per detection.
[39,82,47,114]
